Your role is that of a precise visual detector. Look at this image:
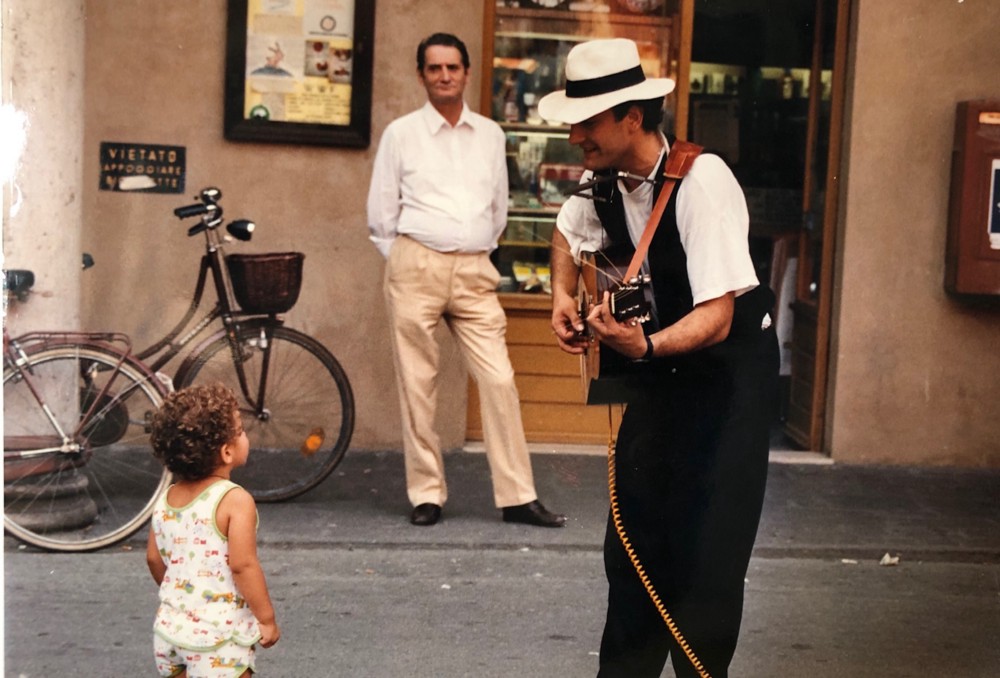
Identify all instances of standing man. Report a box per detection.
[542,39,778,676]
[367,33,565,529]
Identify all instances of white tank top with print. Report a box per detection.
[151,479,261,649]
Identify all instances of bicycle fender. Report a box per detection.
[11,334,173,399]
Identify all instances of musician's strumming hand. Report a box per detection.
[551,289,589,355]
[586,292,649,360]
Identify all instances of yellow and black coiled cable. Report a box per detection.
[605,406,710,678]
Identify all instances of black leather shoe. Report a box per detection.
[410,503,441,526]
[502,500,566,528]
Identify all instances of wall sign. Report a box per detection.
[224,0,375,148]
[99,142,186,193]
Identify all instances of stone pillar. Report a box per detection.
[2,0,85,332]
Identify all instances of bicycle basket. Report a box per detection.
[226,252,304,314]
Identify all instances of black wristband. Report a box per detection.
[642,335,654,361]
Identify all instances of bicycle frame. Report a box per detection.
[2,331,167,478]
[132,192,282,419]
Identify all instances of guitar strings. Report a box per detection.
[507,221,628,289]
[505,221,633,336]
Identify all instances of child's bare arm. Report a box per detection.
[146,526,166,586]
[222,488,281,648]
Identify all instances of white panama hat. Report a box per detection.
[537,38,675,125]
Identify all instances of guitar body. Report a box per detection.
[578,250,653,405]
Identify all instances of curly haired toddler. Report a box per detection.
[146,383,280,677]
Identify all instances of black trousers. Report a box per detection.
[598,328,778,678]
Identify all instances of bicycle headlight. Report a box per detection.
[227,219,255,242]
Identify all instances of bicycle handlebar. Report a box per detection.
[174,187,223,219]
[172,187,255,242]
[174,203,210,219]
[174,187,225,239]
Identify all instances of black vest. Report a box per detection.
[591,155,775,373]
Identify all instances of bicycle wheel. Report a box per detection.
[3,344,170,551]
[178,325,354,502]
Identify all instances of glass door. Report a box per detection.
[785,0,851,450]
[684,0,851,451]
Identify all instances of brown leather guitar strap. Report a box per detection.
[622,140,703,282]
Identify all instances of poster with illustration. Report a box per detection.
[248,35,302,92]
[242,0,355,125]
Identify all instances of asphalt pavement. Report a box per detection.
[4,447,1000,677]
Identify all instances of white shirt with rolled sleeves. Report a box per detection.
[555,143,759,306]
[367,101,508,258]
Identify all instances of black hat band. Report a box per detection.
[565,65,646,99]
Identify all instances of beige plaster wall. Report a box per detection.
[830,0,1000,466]
[2,0,85,332]
[80,0,484,450]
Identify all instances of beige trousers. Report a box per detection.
[384,236,537,509]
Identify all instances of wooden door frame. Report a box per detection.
[480,1,496,115]
[797,0,852,450]
[673,0,695,140]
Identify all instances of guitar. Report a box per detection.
[573,142,703,405]
[578,249,653,405]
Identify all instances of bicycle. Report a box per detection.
[3,269,173,551]
[4,188,354,551]
[133,186,355,503]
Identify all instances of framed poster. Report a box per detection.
[224,0,375,147]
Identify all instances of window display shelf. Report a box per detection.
[490,8,676,127]
[497,124,574,294]
[485,0,681,297]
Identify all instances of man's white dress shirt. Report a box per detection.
[367,101,508,258]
